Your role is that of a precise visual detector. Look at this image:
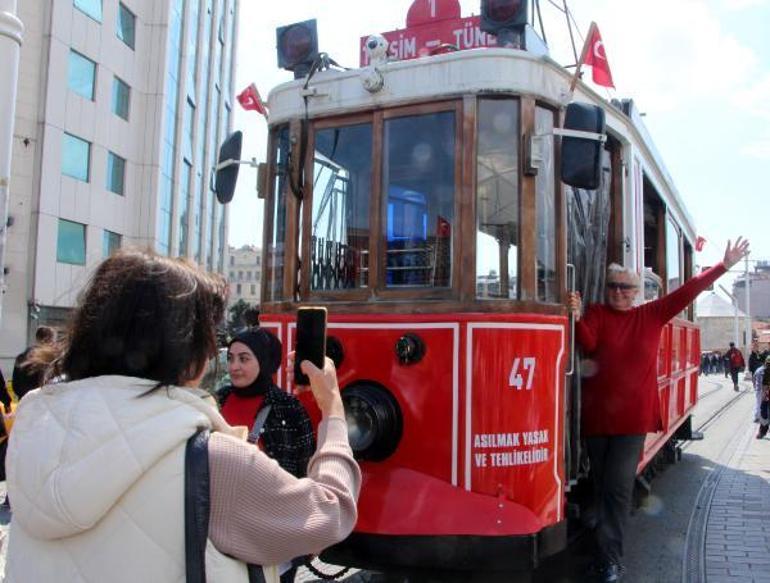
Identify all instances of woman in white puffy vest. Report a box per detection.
[4,249,360,583]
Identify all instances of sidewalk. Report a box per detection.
[705,416,770,583]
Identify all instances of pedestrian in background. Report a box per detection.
[11,325,55,400]
[755,355,770,439]
[725,342,745,391]
[567,237,749,583]
[4,250,360,583]
[749,341,768,376]
[710,352,720,375]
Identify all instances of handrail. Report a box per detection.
[566,263,576,376]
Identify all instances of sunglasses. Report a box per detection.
[607,282,637,292]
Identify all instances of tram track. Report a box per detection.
[681,387,749,451]
[680,390,753,583]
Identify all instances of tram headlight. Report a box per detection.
[276,19,319,79]
[342,383,402,461]
[481,0,528,31]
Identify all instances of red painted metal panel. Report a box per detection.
[467,323,566,525]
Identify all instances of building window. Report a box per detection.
[246,270,252,280]
[236,283,242,294]
[103,230,122,257]
[184,97,195,162]
[238,270,243,280]
[74,0,102,22]
[230,255,234,266]
[250,284,256,295]
[112,76,131,120]
[229,271,234,279]
[116,3,136,49]
[57,219,86,265]
[106,152,126,195]
[62,133,91,182]
[68,50,96,100]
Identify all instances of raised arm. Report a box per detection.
[208,417,361,566]
[652,237,750,323]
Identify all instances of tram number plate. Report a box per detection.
[509,357,536,391]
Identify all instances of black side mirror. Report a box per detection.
[560,102,606,190]
[215,131,243,204]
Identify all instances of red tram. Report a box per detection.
[227,0,702,572]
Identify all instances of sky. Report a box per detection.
[229,0,770,295]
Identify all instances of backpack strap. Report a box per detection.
[184,430,272,583]
[185,430,211,583]
[247,404,272,445]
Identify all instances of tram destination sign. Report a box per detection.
[359,0,498,66]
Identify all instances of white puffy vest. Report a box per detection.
[4,376,250,583]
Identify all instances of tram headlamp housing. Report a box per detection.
[276,19,319,79]
[342,383,402,461]
[481,0,528,46]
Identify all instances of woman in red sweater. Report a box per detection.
[567,237,749,583]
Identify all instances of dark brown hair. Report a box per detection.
[31,249,227,386]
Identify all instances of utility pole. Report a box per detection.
[0,0,23,324]
[743,255,752,379]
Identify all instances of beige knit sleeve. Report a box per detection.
[208,416,361,566]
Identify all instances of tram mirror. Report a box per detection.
[560,102,606,191]
[214,131,243,204]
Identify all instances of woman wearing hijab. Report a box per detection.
[220,329,316,479]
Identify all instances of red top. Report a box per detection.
[221,393,266,429]
[576,263,727,435]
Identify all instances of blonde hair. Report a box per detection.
[607,263,641,287]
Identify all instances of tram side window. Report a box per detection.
[643,181,665,293]
[535,106,557,302]
[666,217,681,293]
[311,124,372,291]
[476,99,519,299]
[382,112,455,288]
[267,126,290,301]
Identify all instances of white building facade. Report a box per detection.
[227,244,260,306]
[0,0,239,372]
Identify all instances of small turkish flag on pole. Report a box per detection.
[570,22,615,92]
[237,83,267,117]
[696,236,707,252]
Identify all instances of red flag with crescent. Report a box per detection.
[582,24,615,88]
[695,236,707,252]
[237,83,268,117]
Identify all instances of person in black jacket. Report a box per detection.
[749,341,769,376]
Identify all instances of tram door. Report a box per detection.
[564,143,616,485]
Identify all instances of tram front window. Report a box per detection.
[311,123,373,290]
[383,111,455,288]
[476,99,519,299]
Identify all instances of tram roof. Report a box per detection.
[267,47,695,241]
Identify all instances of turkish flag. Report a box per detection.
[583,25,615,88]
[696,236,707,252]
[237,83,267,116]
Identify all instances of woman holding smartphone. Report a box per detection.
[4,250,359,583]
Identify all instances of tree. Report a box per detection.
[227,299,252,338]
